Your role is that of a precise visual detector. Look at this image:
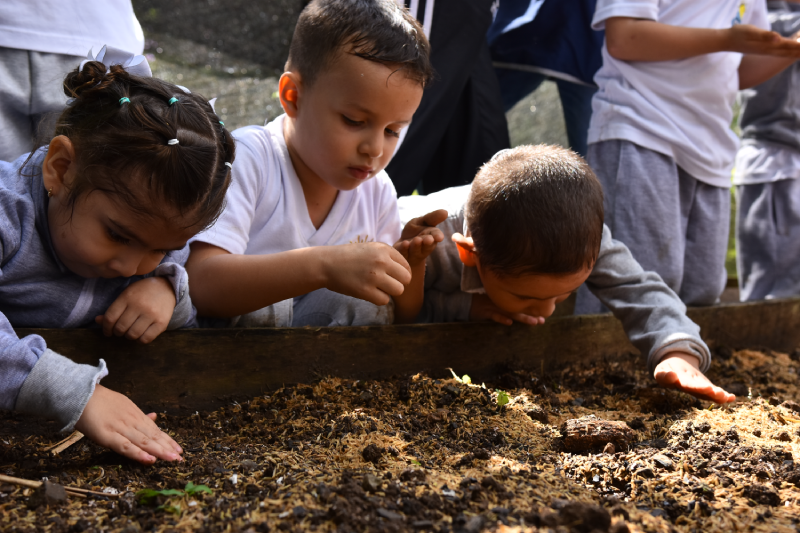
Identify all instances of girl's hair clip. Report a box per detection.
[119,97,131,105]
[224,162,232,168]
[168,97,179,106]
[167,139,179,146]
[219,120,225,126]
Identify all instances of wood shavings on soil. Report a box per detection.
[2,347,800,532]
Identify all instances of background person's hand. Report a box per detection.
[727,24,800,56]
[75,384,183,465]
[654,352,735,404]
[469,293,545,326]
[321,242,412,305]
[95,277,176,344]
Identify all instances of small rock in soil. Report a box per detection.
[27,481,67,509]
[526,405,549,424]
[783,400,800,412]
[769,396,782,406]
[775,430,792,442]
[603,442,616,454]
[362,474,381,493]
[652,454,674,470]
[377,508,403,521]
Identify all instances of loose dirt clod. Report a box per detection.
[561,416,636,452]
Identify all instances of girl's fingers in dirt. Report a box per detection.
[110,434,157,464]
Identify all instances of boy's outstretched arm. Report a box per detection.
[605,18,800,62]
[392,210,447,324]
[654,353,735,404]
[186,242,411,318]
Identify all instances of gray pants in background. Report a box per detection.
[575,140,730,314]
[200,289,394,328]
[736,179,800,301]
[0,47,81,162]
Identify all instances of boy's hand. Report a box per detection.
[654,352,735,404]
[95,277,176,344]
[322,242,412,305]
[727,24,800,56]
[75,384,183,465]
[394,209,448,266]
[469,293,545,326]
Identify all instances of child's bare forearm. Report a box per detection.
[393,262,426,324]
[605,18,730,61]
[186,244,326,318]
[739,54,796,88]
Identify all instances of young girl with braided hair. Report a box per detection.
[0,46,234,464]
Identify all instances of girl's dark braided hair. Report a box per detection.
[29,60,234,230]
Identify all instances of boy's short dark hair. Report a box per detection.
[287,0,433,87]
[466,145,604,277]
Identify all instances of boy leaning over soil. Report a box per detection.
[399,145,734,404]
[186,0,444,327]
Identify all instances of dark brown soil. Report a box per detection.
[2,347,800,532]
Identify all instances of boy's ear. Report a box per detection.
[42,135,76,199]
[452,232,477,267]
[279,72,301,117]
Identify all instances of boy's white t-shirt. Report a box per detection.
[588,0,769,188]
[0,1,144,56]
[194,114,402,256]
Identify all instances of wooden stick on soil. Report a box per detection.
[43,431,84,455]
[0,474,118,499]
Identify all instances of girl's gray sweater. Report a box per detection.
[0,150,196,431]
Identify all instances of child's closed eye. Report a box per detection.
[106,227,130,245]
[342,115,363,127]
[385,127,400,138]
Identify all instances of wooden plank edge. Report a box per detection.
[14,297,800,412]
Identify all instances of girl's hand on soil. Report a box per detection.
[75,384,183,465]
[321,242,412,305]
[654,352,735,404]
[95,277,176,344]
[469,293,545,326]
[394,210,448,267]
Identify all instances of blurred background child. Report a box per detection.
[575,0,800,314]
[735,0,800,302]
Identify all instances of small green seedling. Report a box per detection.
[136,482,213,512]
[184,481,213,497]
[410,459,421,466]
[496,390,510,406]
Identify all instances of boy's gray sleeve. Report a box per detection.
[418,289,473,323]
[152,246,197,329]
[417,217,473,323]
[586,226,711,375]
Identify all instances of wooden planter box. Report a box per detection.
[17,298,800,413]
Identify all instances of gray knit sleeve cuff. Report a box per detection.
[648,334,711,375]
[153,262,196,329]
[14,349,108,432]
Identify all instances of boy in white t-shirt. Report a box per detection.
[186,0,444,327]
[575,0,800,314]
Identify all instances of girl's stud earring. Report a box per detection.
[47,188,53,198]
